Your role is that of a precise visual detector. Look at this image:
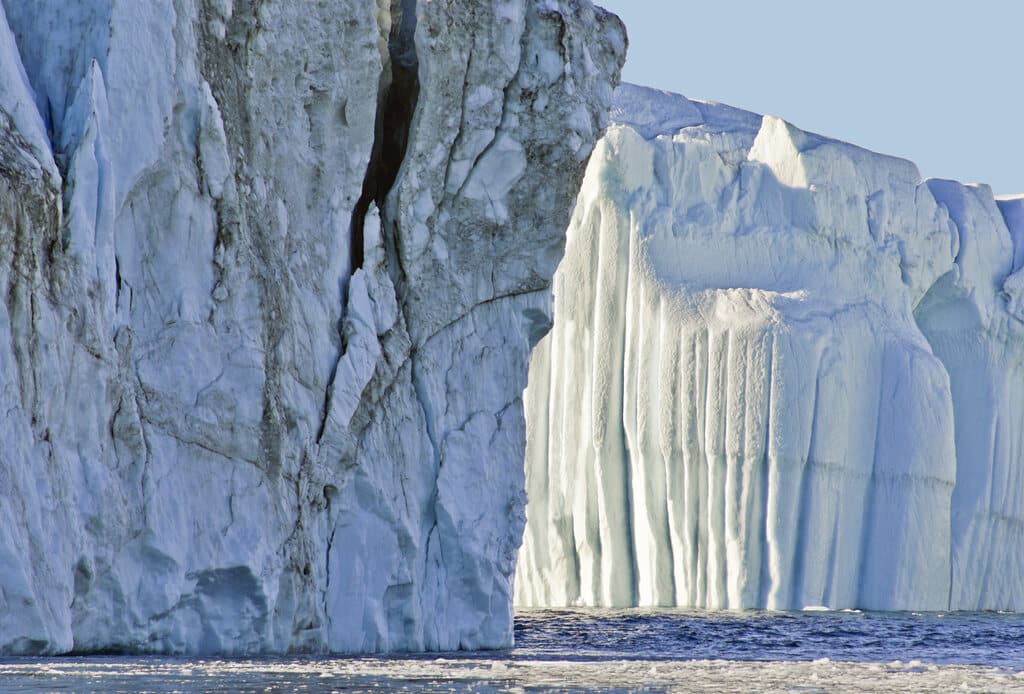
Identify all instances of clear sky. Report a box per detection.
[598,0,1023,195]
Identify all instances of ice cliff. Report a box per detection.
[0,0,624,653]
[518,84,1024,611]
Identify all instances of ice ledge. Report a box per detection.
[611,82,761,139]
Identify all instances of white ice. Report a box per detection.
[518,83,1024,612]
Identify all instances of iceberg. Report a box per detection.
[0,0,624,654]
[517,83,1024,611]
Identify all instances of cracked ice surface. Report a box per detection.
[518,83,1024,612]
[0,0,623,654]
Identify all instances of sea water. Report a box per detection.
[3,609,1024,692]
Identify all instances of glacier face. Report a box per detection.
[0,0,624,654]
[517,83,1024,611]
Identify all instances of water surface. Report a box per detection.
[515,608,1024,667]
[3,609,1024,692]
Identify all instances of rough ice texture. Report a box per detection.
[0,0,624,654]
[517,83,1024,611]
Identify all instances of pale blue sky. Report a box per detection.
[599,1,1023,195]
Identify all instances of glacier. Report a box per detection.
[517,83,1024,611]
[0,0,624,654]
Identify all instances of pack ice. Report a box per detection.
[0,0,624,654]
[518,84,1024,611]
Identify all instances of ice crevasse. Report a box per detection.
[517,84,1024,612]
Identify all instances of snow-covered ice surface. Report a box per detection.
[4,610,1024,692]
[518,83,1024,611]
[0,1,624,654]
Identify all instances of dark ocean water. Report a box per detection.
[514,608,1024,668]
[3,609,1024,692]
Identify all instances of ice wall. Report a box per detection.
[0,0,624,654]
[517,84,1024,611]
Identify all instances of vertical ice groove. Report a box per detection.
[620,213,641,601]
[742,332,768,606]
[791,353,823,607]
[592,195,631,605]
[657,298,679,606]
[764,334,787,609]
[736,335,760,606]
[651,297,672,604]
[705,327,725,606]
[559,306,581,604]
[758,331,776,606]
[589,198,611,604]
[626,270,642,603]
[520,326,551,605]
[544,289,564,605]
[724,328,742,607]
[678,327,697,604]
[822,509,841,606]
[617,209,638,606]
[855,345,888,608]
[694,328,709,606]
